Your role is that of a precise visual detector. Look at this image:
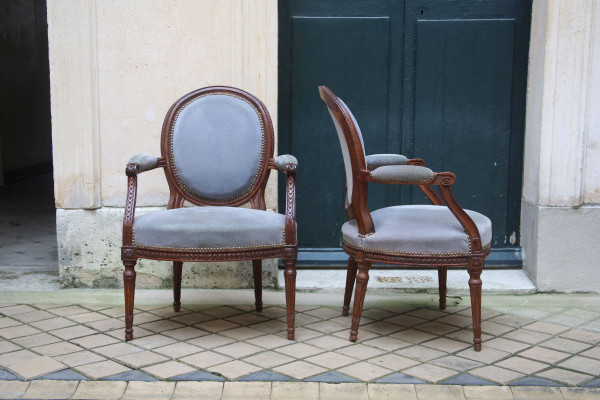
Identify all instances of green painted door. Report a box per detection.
[279,0,532,266]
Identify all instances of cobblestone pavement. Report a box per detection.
[1,298,600,390]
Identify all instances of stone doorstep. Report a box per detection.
[1,381,600,399]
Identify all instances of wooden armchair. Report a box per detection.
[318,86,491,351]
[122,86,298,341]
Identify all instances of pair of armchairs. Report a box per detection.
[122,86,491,351]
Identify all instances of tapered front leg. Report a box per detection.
[349,261,370,342]
[252,260,263,312]
[123,261,137,341]
[283,259,296,340]
[468,257,484,351]
[438,267,447,310]
[172,261,183,312]
[343,257,358,316]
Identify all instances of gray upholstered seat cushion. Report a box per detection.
[133,206,287,250]
[128,154,159,173]
[366,154,408,170]
[342,205,492,256]
[369,165,434,184]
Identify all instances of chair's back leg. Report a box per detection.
[173,261,183,312]
[252,260,263,312]
[468,257,484,351]
[438,267,447,310]
[343,257,358,316]
[350,261,371,342]
[123,260,137,341]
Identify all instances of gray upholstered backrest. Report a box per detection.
[168,93,265,203]
[324,97,366,207]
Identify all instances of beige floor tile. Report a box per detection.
[0,324,40,338]
[304,320,349,334]
[320,382,368,400]
[49,305,90,317]
[194,319,241,333]
[115,350,169,368]
[32,341,81,356]
[560,329,600,344]
[153,342,202,359]
[55,350,107,367]
[246,333,291,349]
[287,327,325,341]
[560,387,600,400]
[402,363,457,383]
[407,308,448,321]
[249,319,288,334]
[0,318,21,329]
[0,340,20,354]
[173,381,223,399]
[75,360,131,379]
[256,306,287,319]
[180,350,232,368]
[415,384,466,399]
[162,326,208,341]
[482,321,515,335]
[201,306,244,318]
[580,347,600,360]
[525,321,570,335]
[368,383,417,400]
[304,335,358,351]
[139,320,186,333]
[142,360,196,379]
[50,325,97,340]
[368,353,420,370]
[335,343,385,359]
[86,318,124,331]
[243,350,295,368]
[504,329,553,345]
[122,381,176,399]
[559,355,600,375]
[384,314,428,327]
[31,317,76,330]
[470,365,524,384]
[445,329,494,344]
[496,356,550,374]
[0,349,38,367]
[94,342,144,358]
[519,346,571,364]
[71,333,119,349]
[67,311,111,324]
[304,307,341,319]
[390,328,437,343]
[359,321,404,335]
[225,313,269,326]
[98,307,126,318]
[537,367,593,385]
[542,337,592,353]
[0,381,29,400]
[456,346,510,363]
[130,334,177,349]
[0,305,36,316]
[12,310,54,323]
[329,315,375,328]
[436,314,474,328]
[187,333,236,349]
[414,321,459,336]
[24,380,79,399]
[463,385,513,399]
[361,308,397,320]
[271,381,319,400]
[430,355,483,371]
[8,355,66,379]
[489,314,537,328]
[149,307,191,318]
[171,312,214,325]
[305,351,358,369]
[12,332,62,348]
[458,308,500,320]
[105,327,152,340]
[273,360,327,380]
[280,314,321,327]
[394,345,446,362]
[510,386,563,399]
[71,381,127,399]
[221,382,270,400]
[276,342,325,358]
[339,361,393,381]
[422,337,471,353]
[209,360,261,379]
[214,341,263,358]
[219,326,264,340]
[485,337,531,353]
[123,312,162,325]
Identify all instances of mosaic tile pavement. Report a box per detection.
[1,301,600,388]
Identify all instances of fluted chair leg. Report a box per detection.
[343,257,358,316]
[173,261,183,312]
[252,260,263,312]
[349,261,370,342]
[123,261,137,341]
[468,257,484,351]
[283,259,296,340]
[438,267,447,310]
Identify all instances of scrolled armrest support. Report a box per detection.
[270,155,298,245]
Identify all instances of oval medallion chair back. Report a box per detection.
[122,86,298,341]
[318,85,492,351]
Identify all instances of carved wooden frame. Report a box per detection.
[319,85,488,351]
[122,86,298,341]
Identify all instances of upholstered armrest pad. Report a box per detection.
[128,154,159,173]
[366,154,408,170]
[274,154,298,171]
[369,165,434,184]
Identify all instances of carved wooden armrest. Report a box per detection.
[268,155,297,246]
